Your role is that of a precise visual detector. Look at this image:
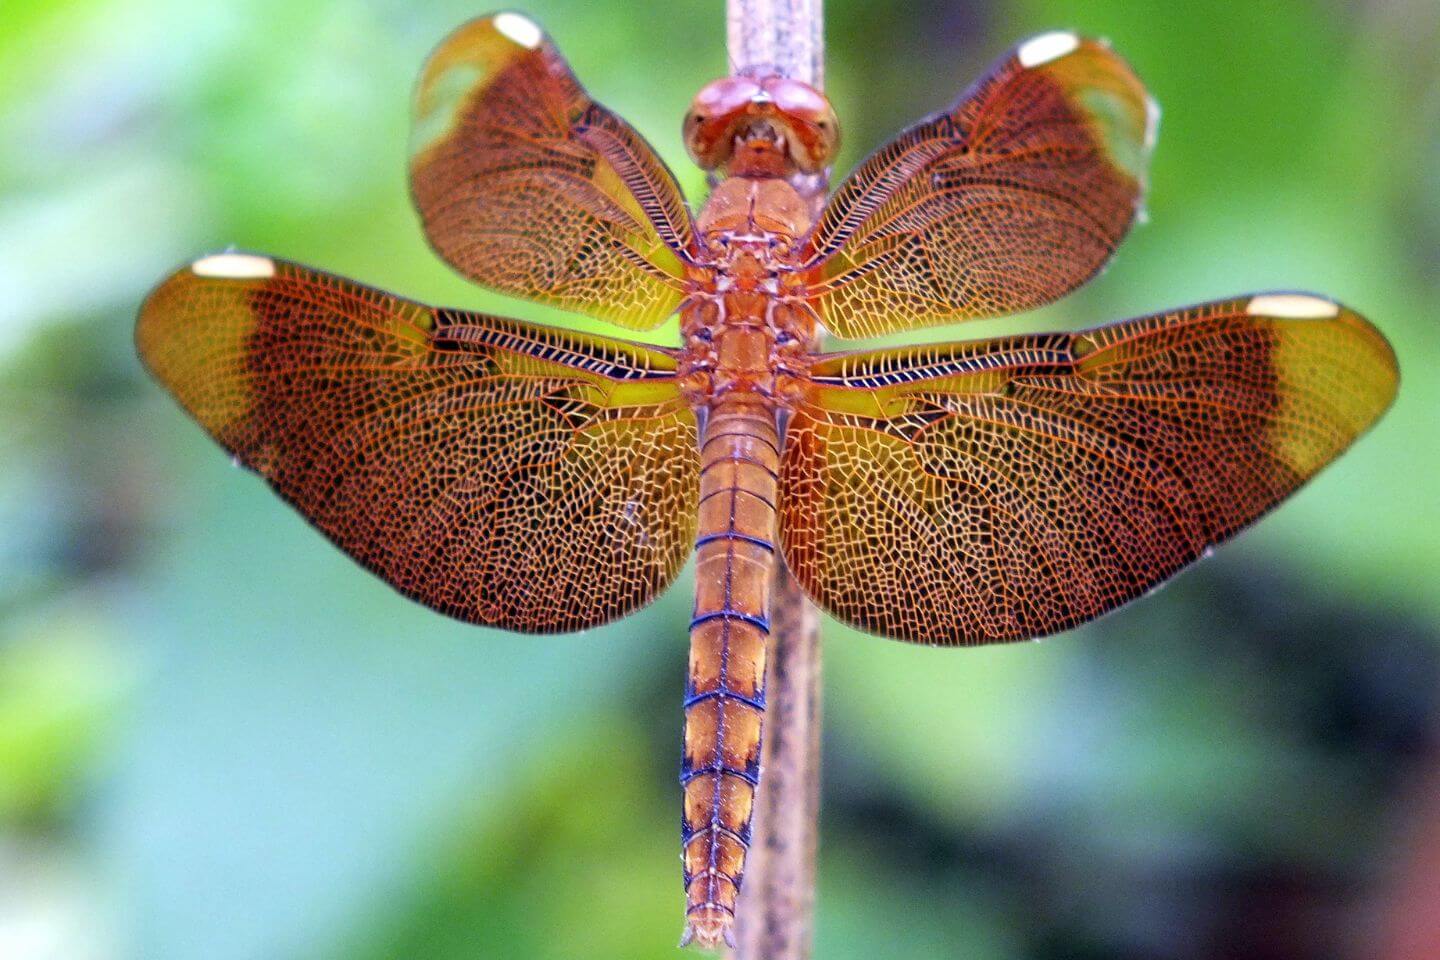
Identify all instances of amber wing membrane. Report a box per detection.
[804,33,1156,339]
[137,254,699,631]
[781,295,1397,644]
[409,12,695,330]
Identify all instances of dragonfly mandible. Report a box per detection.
[135,12,1398,949]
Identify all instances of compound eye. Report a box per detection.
[760,77,839,170]
[692,77,762,117]
[766,78,829,119]
[686,77,767,169]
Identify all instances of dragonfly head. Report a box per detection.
[684,75,839,176]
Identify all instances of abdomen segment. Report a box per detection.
[680,400,781,948]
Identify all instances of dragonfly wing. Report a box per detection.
[409,12,695,330]
[805,33,1156,338]
[138,253,699,632]
[780,295,1397,644]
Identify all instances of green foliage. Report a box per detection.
[0,619,127,824]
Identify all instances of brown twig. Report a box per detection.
[726,0,824,87]
[730,567,822,959]
[724,2,826,958]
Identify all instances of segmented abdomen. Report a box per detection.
[680,400,780,948]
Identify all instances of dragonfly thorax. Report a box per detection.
[696,176,811,240]
[680,178,816,410]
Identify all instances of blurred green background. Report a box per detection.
[2,0,1438,958]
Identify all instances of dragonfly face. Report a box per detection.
[136,10,1399,951]
[685,74,839,175]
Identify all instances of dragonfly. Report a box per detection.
[136,12,1398,949]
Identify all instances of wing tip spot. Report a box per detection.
[493,12,543,49]
[1017,31,1080,68]
[1144,95,1162,150]
[191,253,276,279]
[1246,294,1340,320]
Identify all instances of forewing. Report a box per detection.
[137,253,699,632]
[409,12,695,329]
[805,33,1157,338]
[781,294,1397,644]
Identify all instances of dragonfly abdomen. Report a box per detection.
[680,399,780,948]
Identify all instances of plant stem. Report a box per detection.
[727,0,824,87]
[731,566,823,959]
[725,2,825,958]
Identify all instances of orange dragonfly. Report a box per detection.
[136,13,1398,949]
